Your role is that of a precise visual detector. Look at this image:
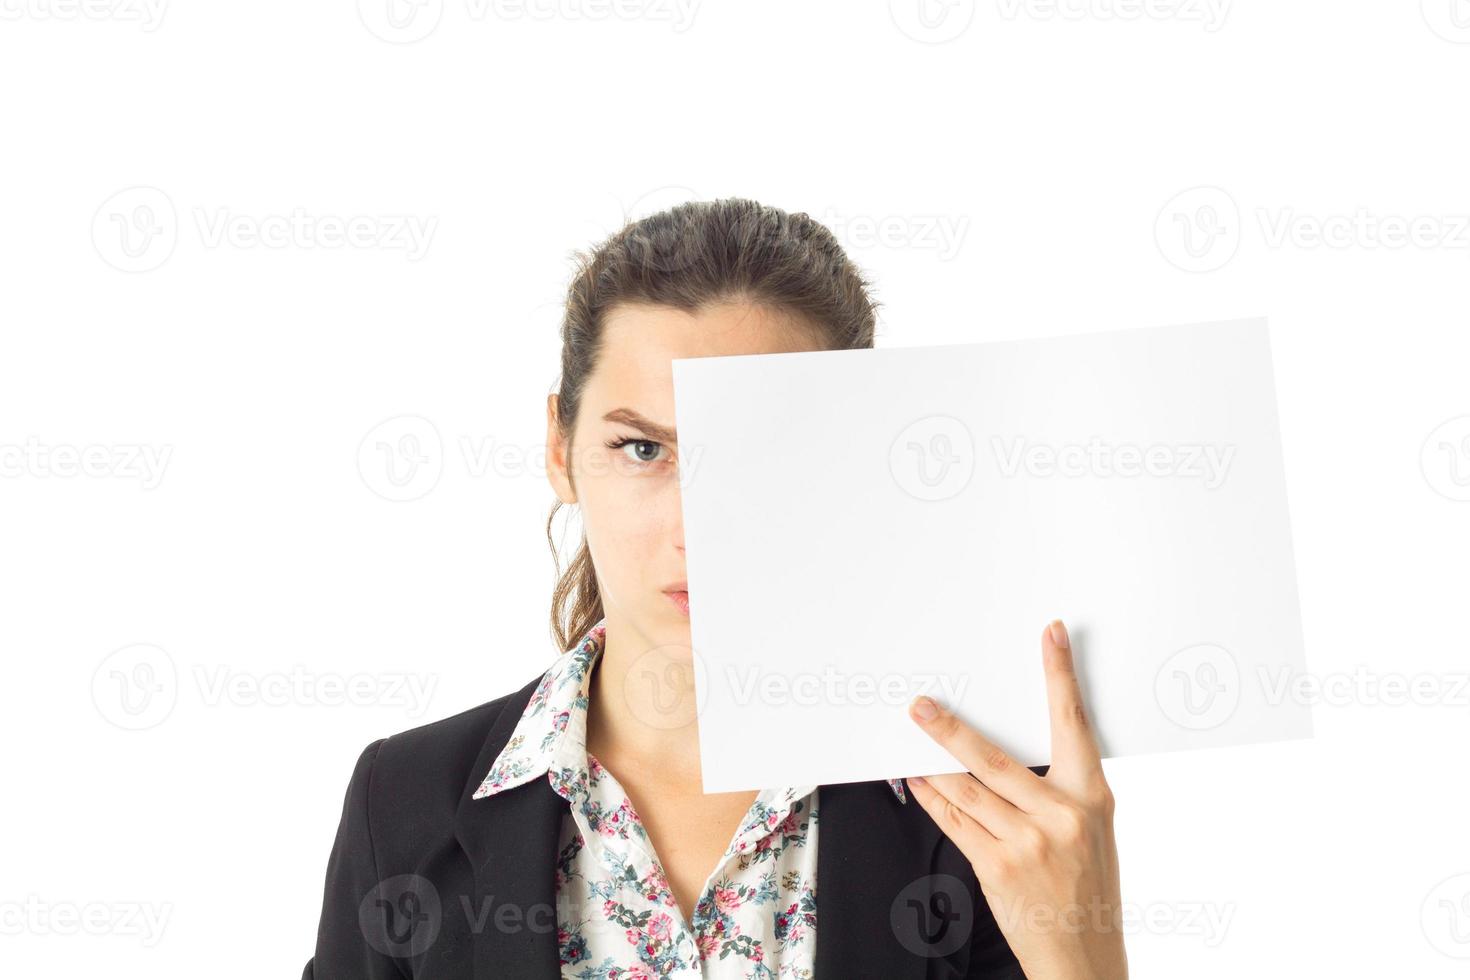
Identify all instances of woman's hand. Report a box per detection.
[905,620,1126,980]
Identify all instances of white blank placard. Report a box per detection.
[671,318,1311,793]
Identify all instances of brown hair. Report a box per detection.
[547,197,881,652]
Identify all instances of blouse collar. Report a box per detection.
[471,618,907,805]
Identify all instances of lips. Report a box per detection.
[663,584,689,616]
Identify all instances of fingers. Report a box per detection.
[908,694,1051,813]
[917,770,1028,840]
[1042,619,1103,770]
[905,774,1001,874]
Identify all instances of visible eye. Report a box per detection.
[606,436,670,465]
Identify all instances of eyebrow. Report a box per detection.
[602,408,678,445]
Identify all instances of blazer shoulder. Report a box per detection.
[377,683,525,768]
[305,673,546,980]
[345,674,543,848]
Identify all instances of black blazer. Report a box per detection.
[304,672,1027,979]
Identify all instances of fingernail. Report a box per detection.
[907,775,927,787]
[910,696,938,721]
[1049,619,1070,649]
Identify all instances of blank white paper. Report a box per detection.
[670,318,1311,793]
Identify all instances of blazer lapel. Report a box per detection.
[453,678,952,978]
[454,674,563,978]
[815,780,946,979]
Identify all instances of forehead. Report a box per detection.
[582,301,826,410]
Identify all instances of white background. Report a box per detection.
[2,2,1468,977]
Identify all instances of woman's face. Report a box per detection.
[546,300,825,648]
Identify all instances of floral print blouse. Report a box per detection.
[471,617,908,979]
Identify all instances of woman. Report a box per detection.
[304,199,1126,979]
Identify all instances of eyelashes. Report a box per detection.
[604,436,672,466]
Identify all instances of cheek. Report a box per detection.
[578,466,679,585]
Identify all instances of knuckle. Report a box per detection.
[987,853,1017,886]
[1017,825,1048,858]
[956,778,984,809]
[982,745,1011,774]
[1091,781,1116,817]
[1055,805,1088,843]
[942,798,969,832]
[933,711,963,740]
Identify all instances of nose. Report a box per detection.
[670,486,685,553]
